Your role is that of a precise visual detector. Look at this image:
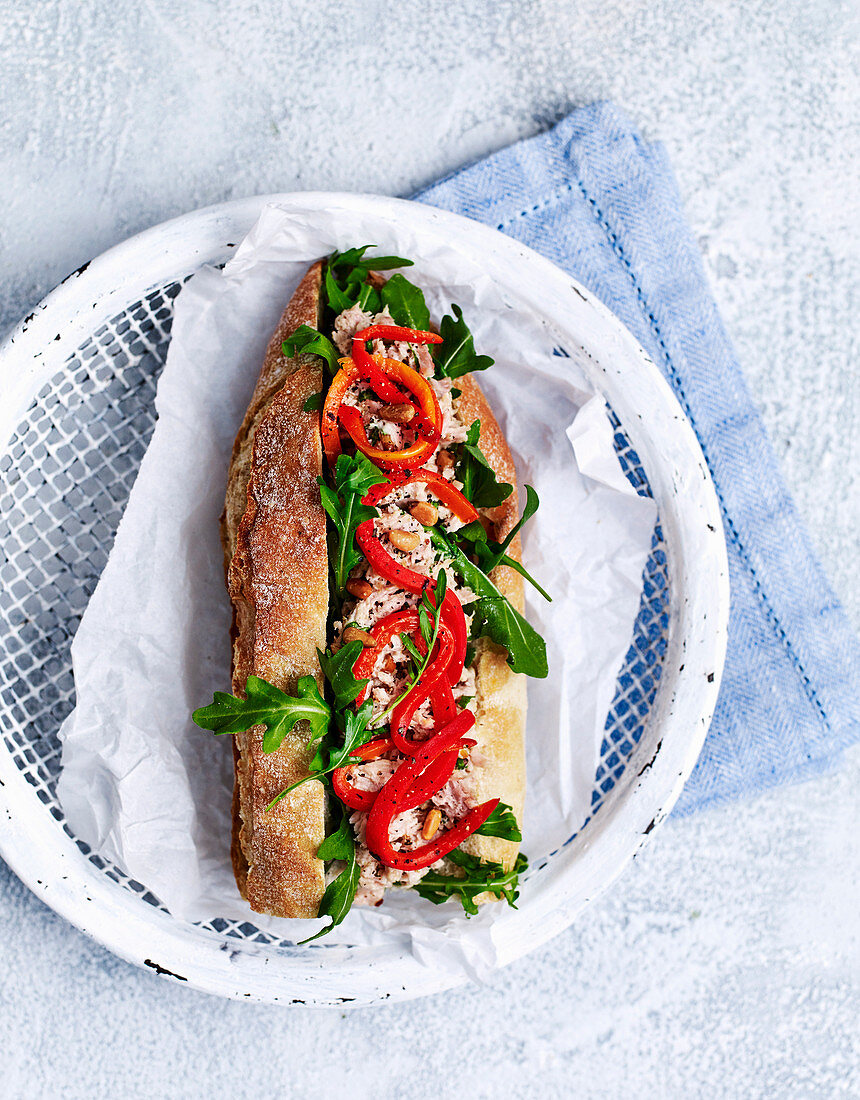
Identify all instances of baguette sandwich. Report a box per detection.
[194,248,548,938]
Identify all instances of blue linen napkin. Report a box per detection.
[415,102,860,813]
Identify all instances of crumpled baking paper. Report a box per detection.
[57,203,657,977]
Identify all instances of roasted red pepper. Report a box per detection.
[389,625,456,755]
[352,610,455,707]
[439,590,467,683]
[365,713,496,871]
[363,469,478,525]
[354,472,478,603]
[321,354,442,470]
[351,325,442,415]
[354,519,430,594]
[354,324,444,347]
[331,733,476,814]
[330,738,393,812]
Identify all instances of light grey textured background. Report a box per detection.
[1,2,858,1097]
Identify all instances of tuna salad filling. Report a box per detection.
[328,304,482,905]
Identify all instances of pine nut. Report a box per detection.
[422,808,442,839]
[389,529,420,552]
[346,578,373,599]
[379,402,416,424]
[409,502,438,526]
[342,626,377,648]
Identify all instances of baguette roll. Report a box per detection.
[220,260,529,918]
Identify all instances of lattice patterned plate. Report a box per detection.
[0,195,728,1004]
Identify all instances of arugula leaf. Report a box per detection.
[488,484,540,564]
[318,453,387,595]
[282,325,339,375]
[270,699,375,811]
[303,392,323,412]
[300,815,359,944]
[414,850,527,916]
[355,281,382,314]
[455,485,551,603]
[321,247,414,325]
[328,245,372,269]
[317,641,368,712]
[453,421,513,509]
[489,553,552,603]
[380,273,431,330]
[400,633,424,669]
[321,700,376,774]
[329,246,413,273]
[435,305,494,380]
[192,675,330,755]
[316,812,354,862]
[474,802,522,842]
[430,528,548,678]
[324,266,356,313]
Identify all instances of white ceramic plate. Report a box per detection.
[0,194,728,1004]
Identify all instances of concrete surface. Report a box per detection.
[0,1,857,1097]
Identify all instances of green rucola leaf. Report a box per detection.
[430,528,548,678]
[269,699,374,812]
[192,674,331,754]
[379,273,431,330]
[435,304,494,380]
[328,245,372,269]
[474,802,523,842]
[414,850,527,915]
[282,325,339,375]
[453,420,513,509]
[329,245,413,273]
[300,818,360,945]
[324,266,355,313]
[317,641,368,712]
[316,813,354,862]
[355,281,382,314]
[317,453,388,594]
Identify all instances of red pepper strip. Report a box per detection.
[352,523,469,682]
[439,590,467,683]
[353,609,420,706]
[352,610,454,707]
[331,734,476,814]
[350,344,406,406]
[431,681,458,726]
[344,356,442,464]
[401,736,476,810]
[320,355,442,469]
[365,713,497,871]
[363,469,478,525]
[339,404,438,471]
[356,475,475,606]
[351,326,443,413]
[355,518,430,594]
[331,737,393,812]
[390,627,456,755]
[321,359,360,467]
[355,324,444,347]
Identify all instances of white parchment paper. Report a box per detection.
[57,204,657,975]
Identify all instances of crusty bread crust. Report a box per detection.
[453,376,527,876]
[222,262,329,918]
